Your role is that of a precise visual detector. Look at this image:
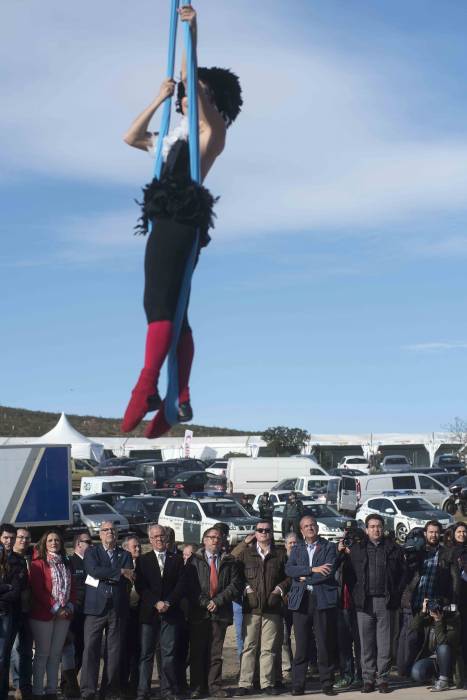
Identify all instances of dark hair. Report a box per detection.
[36,529,69,565]
[0,524,17,537]
[73,532,90,548]
[176,67,242,126]
[424,520,443,534]
[203,526,223,541]
[365,513,385,528]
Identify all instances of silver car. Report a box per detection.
[72,500,129,538]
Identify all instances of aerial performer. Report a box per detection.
[121,3,242,438]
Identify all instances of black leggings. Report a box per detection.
[143,219,199,330]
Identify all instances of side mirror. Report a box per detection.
[385,508,395,514]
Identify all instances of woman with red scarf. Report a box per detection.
[29,530,76,699]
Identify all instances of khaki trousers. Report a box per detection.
[239,613,282,689]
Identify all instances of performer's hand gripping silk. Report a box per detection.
[121,5,242,434]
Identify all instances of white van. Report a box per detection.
[80,476,148,497]
[327,472,450,515]
[226,457,323,495]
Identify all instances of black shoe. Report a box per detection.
[235,691,249,698]
[210,691,229,699]
[377,683,390,694]
[361,684,375,694]
[292,690,305,697]
[147,391,162,412]
[262,689,280,696]
[178,401,193,422]
[322,687,337,697]
[191,692,203,700]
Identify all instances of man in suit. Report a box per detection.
[135,524,186,700]
[80,521,134,700]
[187,526,242,699]
[285,516,338,697]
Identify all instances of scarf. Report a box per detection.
[47,553,71,608]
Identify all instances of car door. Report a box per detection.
[120,499,136,526]
[163,500,185,542]
[183,502,202,543]
[418,475,446,507]
[273,504,285,540]
[377,498,397,531]
[340,477,357,513]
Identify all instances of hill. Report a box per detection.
[0,405,254,438]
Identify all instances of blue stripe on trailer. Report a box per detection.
[16,446,70,523]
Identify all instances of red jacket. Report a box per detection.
[30,558,76,621]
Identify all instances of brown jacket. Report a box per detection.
[233,540,290,615]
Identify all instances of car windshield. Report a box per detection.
[452,476,467,488]
[346,458,367,464]
[142,499,165,511]
[303,504,339,518]
[395,498,434,513]
[430,473,458,486]
[439,456,461,464]
[201,502,249,518]
[81,502,113,515]
[385,457,408,465]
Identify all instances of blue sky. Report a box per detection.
[2,0,467,433]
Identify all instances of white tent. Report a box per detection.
[37,413,104,462]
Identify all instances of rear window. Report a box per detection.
[347,458,367,464]
[342,477,356,491]
[165,501,187,518]
[385,457,408,465]
[307,479,329,490]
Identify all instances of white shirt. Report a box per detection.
[305,541,317,592]
[256,543,270,561]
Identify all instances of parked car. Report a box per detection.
[272,501,348,542]
[115,496,167,536]
[337,456,370,473]
[80,476,148,497]
[251,491,295,513]
[432,454,465,473]
[158,496,259,545]
[268,475,331,499]
[356,492,453,543]
[166,471,227,494]
[205,460,228,476]
[327,472,450,515]
[380,455,411,473]
[131,458,209,489]
[69,500,129,539]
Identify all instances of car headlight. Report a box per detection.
[228,522,238,530]
[319,524,330,533]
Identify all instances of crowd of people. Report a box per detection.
[0,514,466,700]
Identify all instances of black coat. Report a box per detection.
[0,552,27,615]
[348,537,405,611]
[70,553,86,612]
[187,548,242,624]
[83,544,133,616]
[135,550,186,625]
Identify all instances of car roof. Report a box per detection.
[83,476,143,482]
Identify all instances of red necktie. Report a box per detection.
[210,556,218,598]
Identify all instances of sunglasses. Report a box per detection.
[256,528,271,534]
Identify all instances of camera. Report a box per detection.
[427,599,443,614]
[342,520,364,548]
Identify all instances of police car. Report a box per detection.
[158,496,259,545]
[356,491,454,543]
[273,501,348,542]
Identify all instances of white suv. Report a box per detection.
[158,496,259,545]
[338,456,370,473]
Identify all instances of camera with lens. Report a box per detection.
[427,598,443,615]
[342,520,365,548]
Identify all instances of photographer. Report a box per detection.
[333,523,363,690]
[257,493,274,522]
[410,597,463,691]
[397,528,426,678]
[282,493,304,538]
[348,513,405,693]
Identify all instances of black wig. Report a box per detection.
[176,66,242,126]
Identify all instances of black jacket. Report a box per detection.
[0,552,27,615]
[411,610,464,687]
[70,553,86,612]
[282,500,304,537]
[187,548,242,624]
[348,537,405,611]
[135,550,186,625]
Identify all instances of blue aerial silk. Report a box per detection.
[152,0,200,427]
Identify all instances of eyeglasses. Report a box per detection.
[17,536,31,541]
[205,535,222,540]
[101,528,116,533]
[150,535,166,540]
[256,528,271,534]
[80,539,92,545]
